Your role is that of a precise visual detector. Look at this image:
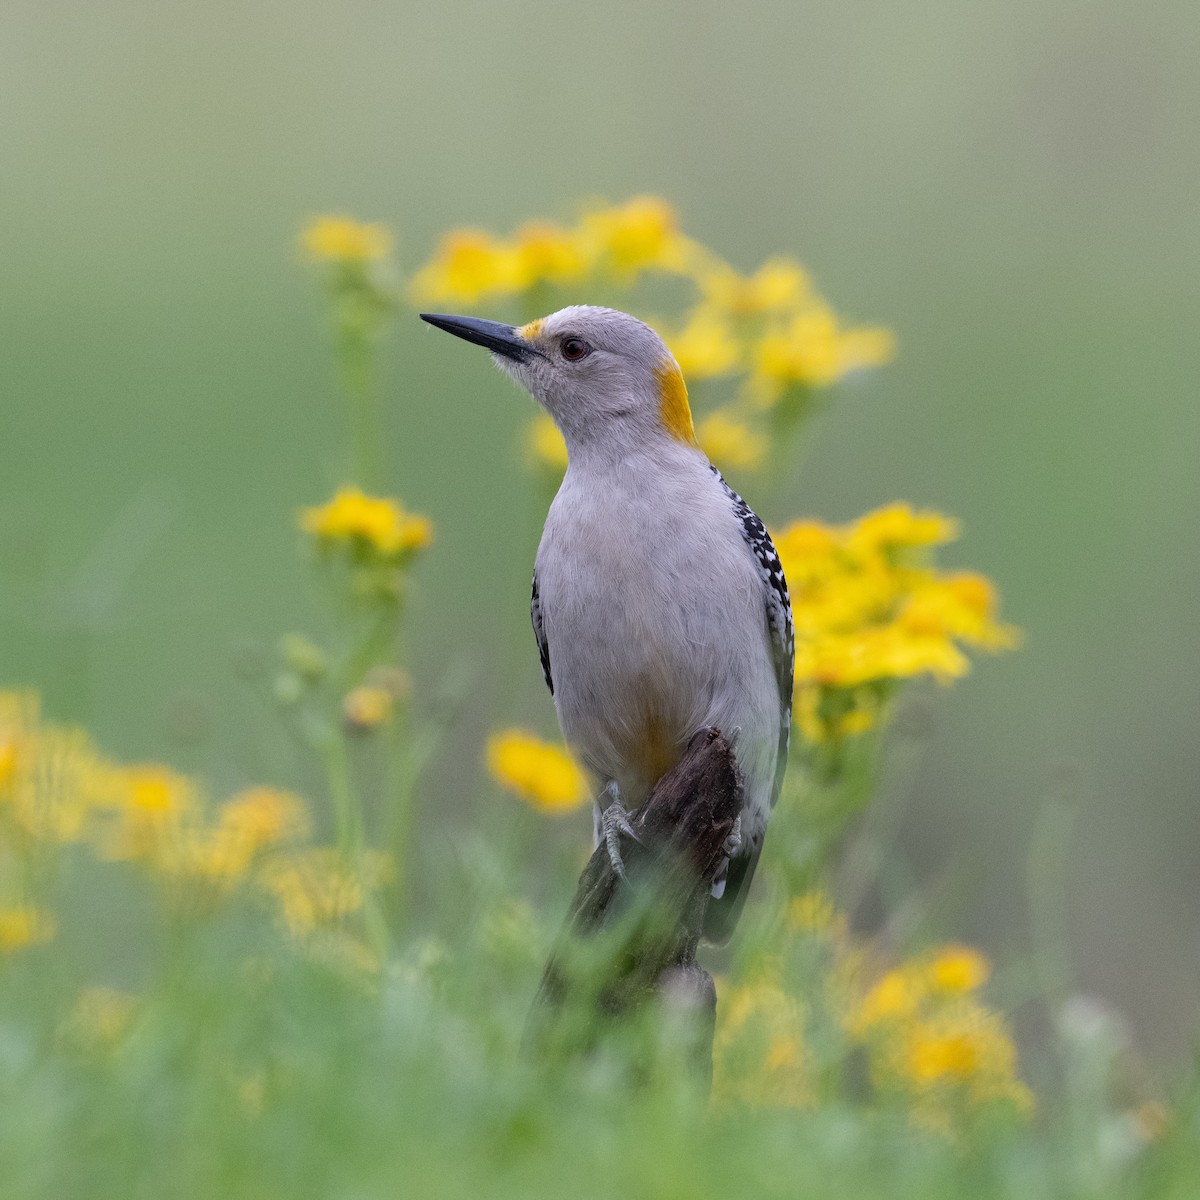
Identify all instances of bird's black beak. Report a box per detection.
[419,313,540,362]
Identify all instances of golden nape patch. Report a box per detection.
[517,319,544,340]
[655,362,698,445]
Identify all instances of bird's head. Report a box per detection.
[419,305,697,460]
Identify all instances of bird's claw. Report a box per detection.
[601,800,641,881]
[722,813,743,858]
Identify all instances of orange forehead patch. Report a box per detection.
[655,362,697,446]
[517,319,544,340]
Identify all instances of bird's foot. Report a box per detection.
[722,813,744,859]
[600,796,642,881]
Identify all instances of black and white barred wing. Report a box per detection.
[711,467,794,806]
[530,570,554,696]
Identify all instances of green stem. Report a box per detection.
[321,727,361,860]
[337,325,383,491]
[320,724,390,960]
[338,602,400,694]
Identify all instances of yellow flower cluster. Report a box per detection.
[301,216,393,264]
[850,945,1032,1133]
[301,486,434,562]
[258,848,388,938]
[665,254,895,399]
[411,197,893,479]
[713,970,812,1110]
[0,690,376,946]
[485,729,589,814]
[713,901,1029,1133]
[773,503,1018,742]
[410,196,695,305]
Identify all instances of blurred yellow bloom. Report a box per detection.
[513,221,591,287]
[409,228,524,304]
[929,945,990,994]
[713,973,811,1109]
[0,692,106,843]
[486,729,589,814]
[848,503,959,553]
[0,736,17,790]
[665,308,742,379]
[0,905,56,952]
[301,486,433,561]
[785,889,841,936]
[527,412,569,473]
[752,303,895,399]
[850,945,1031,1134]
[581,195,692,277]
[853,968,922,1031]
[699,257,812,317]
[100,764,196,865]
[343,685,393,729]
[697,410,766,471]
[259,849,387,937]
[774,504,1016,742]
[193,786,311,884]
[301,216,393,263]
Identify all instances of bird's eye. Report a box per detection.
[561,337,590,361]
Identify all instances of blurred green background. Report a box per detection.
[2,0,1197,1066]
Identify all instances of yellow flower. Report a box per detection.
[513,221,591,287]
[899,574,1019,651]
[580,196,691,277]
[850,948,1032,1133]
[222,787,308,846]
[785,890,841,936]
[847,503,958,553]
[697,410,766,471]
[929,945,990,994]
[713,973,811,1109]
[301,216,393,263]
[699,257,812,317]
[99,764,196,865]
[853,968,922,1031]
[751,303,895,399]
[0,692,107,843]
[187,787,310,887]
[902,1010,1031,1110]
[527,412,569,473]
[0,905,56,952]
[664,308,742,379]
[343,685,393,729]
[486,729,589,814]
[0,736,17,790]
[301,486,433,561]
[409,228,524,304]
[258,849,387,937]
[773,505,1016,742]
[907,1025,983,1082]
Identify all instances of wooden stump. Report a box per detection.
[526,727,743,1086]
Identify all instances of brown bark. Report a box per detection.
[526,728,743,1085]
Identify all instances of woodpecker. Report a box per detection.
[420,306,793,941]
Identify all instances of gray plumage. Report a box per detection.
[421,304,793,940]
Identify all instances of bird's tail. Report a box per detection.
[701,844,761,945]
